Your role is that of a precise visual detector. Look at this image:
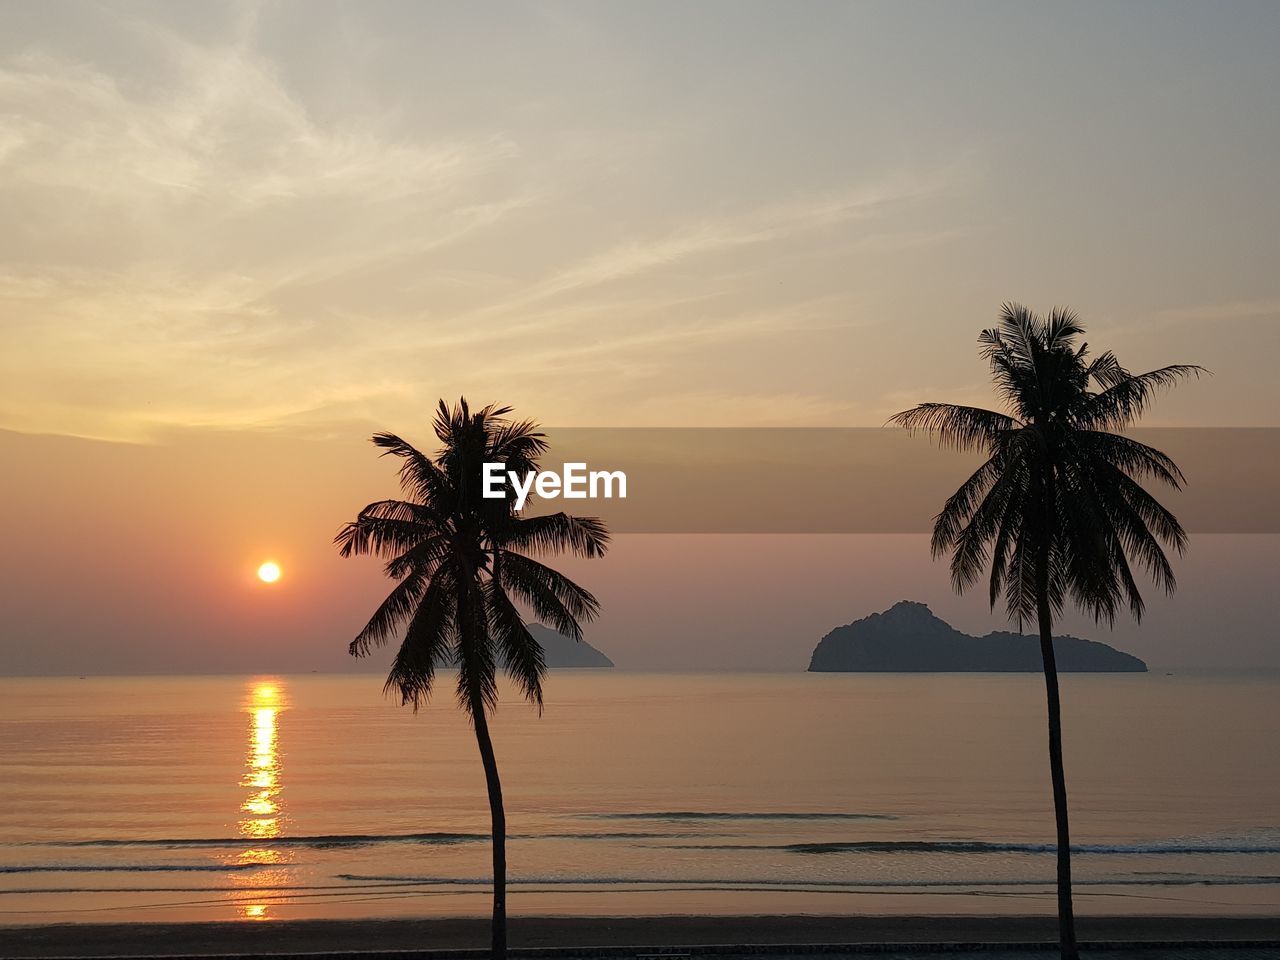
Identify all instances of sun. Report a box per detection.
[257,562,282,584]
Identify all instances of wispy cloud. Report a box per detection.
[1152,299,1280,324]
[467,175,944,320]
[0,18,533,440]
[616,389,866,427]
[0,10,965,440]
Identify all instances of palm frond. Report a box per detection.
[371,433,450,505]
[1084,350,1126,389]
[1075,431,1186,488]
[1002,538,1039,629]
[384,534,451,580]
[887,403,1017,451]
[453,573,499,719]
[987,488,1026,610]
[945,456,1033,593]
[497,551,600,639]
[1097,461,1188,556]
[500,513,611,558]
[1091,470,1179,599]
[1043,306,1085,350]
[349,566,430,657]
[486,576,546,712]
[334,508,438,560]
[1054,460,1126,624]
[383,564,458,710]
[487,418,549,468]
[1077,365,1207,431]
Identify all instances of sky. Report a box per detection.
[1,1,1278,675]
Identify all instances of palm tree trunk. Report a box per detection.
[470,696,507,960]
[1036,551,1078,960]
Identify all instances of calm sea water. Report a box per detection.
[1,672,1277,924]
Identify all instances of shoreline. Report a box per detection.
[4,915,1280,958]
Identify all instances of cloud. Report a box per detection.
[1152,299,1280,324]
[610,389,865,427]
[469,175,944,319]
[0,12,963,440]
[0,23,531,440]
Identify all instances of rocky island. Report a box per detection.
[808,601,1147,673]
[525,623,615,668]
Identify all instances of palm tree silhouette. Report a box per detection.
[891,304,1201,960]
[336,399,609,959]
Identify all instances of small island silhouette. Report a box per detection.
[525,623,615,668]
[808,601,1147,673]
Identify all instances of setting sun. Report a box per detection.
[256,562,281,584]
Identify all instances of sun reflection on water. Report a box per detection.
[231,680,290,920]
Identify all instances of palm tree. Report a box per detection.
[890,304,1202,960]
[335,399,609,960]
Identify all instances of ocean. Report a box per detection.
[1,672,1277,924]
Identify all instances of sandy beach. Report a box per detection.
[4,915,1280,958]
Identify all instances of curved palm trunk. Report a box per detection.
[1036,553,1078,960]
[470,697,507,960]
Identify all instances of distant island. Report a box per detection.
[525,624,615,668]
[808,601,1147,673]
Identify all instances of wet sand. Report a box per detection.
[3,914,1279,958]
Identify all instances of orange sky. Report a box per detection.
[1,426,1277,675]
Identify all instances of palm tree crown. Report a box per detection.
[335,399,610,715]
[891,303,1203,627]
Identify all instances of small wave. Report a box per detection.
[577,811,896,822]
[336,873,914,887]
[37,830,687,851]
[0,863,266,874]
[44,832,488,850]
[0,880,414,896]
[336,872,1280,889]
[6,872,1278,894]
[663,839,1280,855]
[532,832,697,841]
